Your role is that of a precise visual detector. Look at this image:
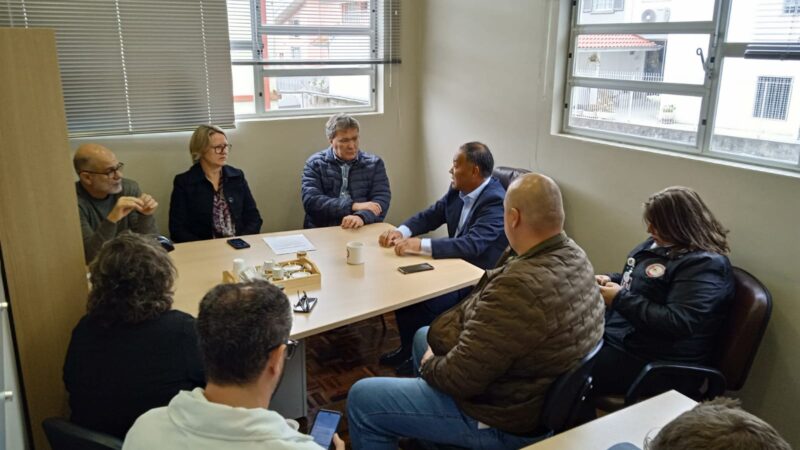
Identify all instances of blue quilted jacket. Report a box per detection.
[301,147,391,228]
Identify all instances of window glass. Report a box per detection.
[573,34,709,85]
[578,0,714,24]
[728,0,800,42]
[712,58,800,165]
[568,87,702,146]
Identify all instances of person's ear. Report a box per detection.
[471,163,481,178]
[267,344,286,376]
[79,172,92,186]
[509,207,521,229]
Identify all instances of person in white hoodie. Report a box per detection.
[123,280,343,450]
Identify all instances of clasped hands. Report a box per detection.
[378,229,422,256]
[341,201,383,229]
[107,193,158,223]
[595,274,621,306]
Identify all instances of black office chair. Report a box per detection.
[42,417,123,450]
[405,339,604,450]
[492,166,531,190]
[538,338,604,433]
[595,267,772,410]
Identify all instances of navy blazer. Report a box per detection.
[401,177,507,270]
[169,164,263,243]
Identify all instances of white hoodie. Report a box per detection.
[123,388,323,450]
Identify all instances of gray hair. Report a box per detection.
[325,113,360,140]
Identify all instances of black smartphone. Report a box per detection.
[398,262,434,274]
[309,409,342,449]
[226,238,251,249]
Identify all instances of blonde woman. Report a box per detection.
[169,125,262,243]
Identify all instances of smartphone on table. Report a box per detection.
[398,262,434,274]
[310,409,342,449]
[226,238,251,249]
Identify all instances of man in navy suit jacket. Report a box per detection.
[378,142,508,374]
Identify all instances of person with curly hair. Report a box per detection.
[63,232,205,438]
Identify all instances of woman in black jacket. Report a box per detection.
[64,232,205,439]
[169,124,262,243]
[593,186,735,395]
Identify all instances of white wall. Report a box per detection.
[69,4,423,239]
[418,0,800,446]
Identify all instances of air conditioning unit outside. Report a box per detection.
[641,7,671,22]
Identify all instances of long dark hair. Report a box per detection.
[644,186,729,255]
[87,232,175,327]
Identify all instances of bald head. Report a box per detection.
[73,143,115,174]
[506,173,564,233]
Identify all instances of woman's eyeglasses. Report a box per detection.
[210,143,233,154]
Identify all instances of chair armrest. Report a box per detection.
[624,362,727,405]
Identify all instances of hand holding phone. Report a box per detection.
[227,238,250,249]
[398,262,434,274]
[310,409,342,449]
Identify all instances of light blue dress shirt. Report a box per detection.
[397,177,493,255]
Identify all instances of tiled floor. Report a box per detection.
[301,313,403,444]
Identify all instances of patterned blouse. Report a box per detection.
[212,180,236,238]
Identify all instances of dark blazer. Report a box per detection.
[401,177,507,270]
[169,163,262,243]
[604,238,735,364]
[301,148,391,228]
[63,310,205,439]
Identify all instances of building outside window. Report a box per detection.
[753,76,793,120]
[564,0,800,172]
[228,0,398,119]
[785,0,800,15]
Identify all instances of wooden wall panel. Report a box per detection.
[0,28,88,450]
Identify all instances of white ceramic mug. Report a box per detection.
[346,241,365,265]
[272,263,285,280]
[232,258,246,275]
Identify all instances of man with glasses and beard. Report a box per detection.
[124,280,342,450]
[73,143,158,262]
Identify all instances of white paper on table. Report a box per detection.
[262,234,316,255]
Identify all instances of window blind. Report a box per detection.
[228,0,401,67]
[0,0,235,137]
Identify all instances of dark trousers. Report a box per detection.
[592,341,649,396]
[394,287,472,353]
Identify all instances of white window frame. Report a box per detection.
[232,0,380,120]
[563,0,800,173]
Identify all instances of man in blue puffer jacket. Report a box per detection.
[301,114,391,229]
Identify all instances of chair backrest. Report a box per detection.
[42,417,123,450]
[714,267,772,391]
[492,166,531,190]
[539,339,604,433]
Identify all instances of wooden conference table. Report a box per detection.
[522,391,697,450]
[169,222,484,417]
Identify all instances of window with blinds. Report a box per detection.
[0,0,235,137]
[228,0,401,118]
